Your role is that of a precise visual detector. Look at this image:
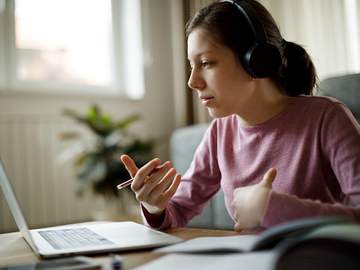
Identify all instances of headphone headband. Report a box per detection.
[221,0,281,78]
[223,0,267,42]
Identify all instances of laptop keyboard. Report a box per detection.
[38,227,114,249]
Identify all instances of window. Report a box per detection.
[0,0,144,99]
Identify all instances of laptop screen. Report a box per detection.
[0,159,38,250]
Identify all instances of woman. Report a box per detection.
[121,0,360,231]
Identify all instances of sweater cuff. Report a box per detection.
[141,204,167,229]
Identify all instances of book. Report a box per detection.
[151,216,360,270]
[155,216,353,253]
[274,223,360,270]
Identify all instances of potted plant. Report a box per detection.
[59,104,154,219]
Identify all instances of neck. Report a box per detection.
[236,79,291,126]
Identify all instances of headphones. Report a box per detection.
[222,0,281,78]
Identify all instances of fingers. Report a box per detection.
[132,158,161,190]
[135,163,174,201]
[259,168,277,188]
[120,155,139,178]
[121,155,181,214]
[147,161,173,184]
[160,173,182,202]
[135,166,181,213]
[146,168,178,202]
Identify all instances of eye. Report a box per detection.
[201,61,214,68]
[201,61,210,67]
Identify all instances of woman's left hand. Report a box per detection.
[232,168,277,231]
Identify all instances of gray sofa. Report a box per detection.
[170,73,360,229]
[317,73,360,122]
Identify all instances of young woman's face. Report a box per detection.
[187,28,255,118]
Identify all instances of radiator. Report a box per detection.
[0,114,106,233]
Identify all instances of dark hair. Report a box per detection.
[186,0,318,96]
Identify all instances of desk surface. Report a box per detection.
[0,227,239,269]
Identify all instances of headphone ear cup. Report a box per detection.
[243,42,281,78]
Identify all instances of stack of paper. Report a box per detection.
[134,252,276,270]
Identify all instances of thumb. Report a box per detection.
[233,222,243,232]
[120,154,139,178]
[259,168,277,188]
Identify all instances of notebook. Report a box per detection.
[0,159,181,258]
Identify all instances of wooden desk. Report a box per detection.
[0,227,239,269]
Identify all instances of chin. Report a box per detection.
[208,108,231,118]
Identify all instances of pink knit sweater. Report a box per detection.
[143,96,360,229]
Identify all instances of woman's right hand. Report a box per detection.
[120,154,182,215]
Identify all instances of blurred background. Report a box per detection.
[0,0,359,233]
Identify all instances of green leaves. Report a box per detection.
[115,114,141,130]
[64,105,141,138]
[62,104,154,199]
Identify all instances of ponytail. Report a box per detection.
[278,41,318,96]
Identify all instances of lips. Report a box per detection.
[199,96,215,106]
[200,96,214,101]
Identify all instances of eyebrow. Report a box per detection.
[187,50,216,60]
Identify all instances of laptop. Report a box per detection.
[0,160,181,258]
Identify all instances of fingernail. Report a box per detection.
[164,161,172,167]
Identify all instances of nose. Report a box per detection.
[187,68,205,91]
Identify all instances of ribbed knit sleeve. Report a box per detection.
[262,102,360,227]
[142,120,221,229]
